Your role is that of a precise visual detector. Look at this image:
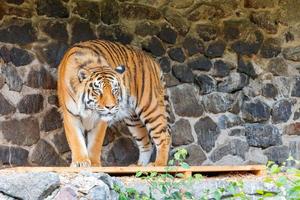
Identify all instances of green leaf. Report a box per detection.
[263,192,275,197]
[270,164,281,174]
[175,173,185,178]
[193,173,203,180]
[136,171,143,177]
[180,162,190,169]
[256,189,264,195]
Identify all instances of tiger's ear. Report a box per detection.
[115,65,125,74]
[78,68,91,82]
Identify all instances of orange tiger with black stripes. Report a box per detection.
[58,40,171,167]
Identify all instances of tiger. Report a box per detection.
[57,39,171,167]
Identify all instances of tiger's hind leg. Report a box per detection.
[125,116,153,166]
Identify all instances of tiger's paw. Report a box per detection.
[70,159,91,167]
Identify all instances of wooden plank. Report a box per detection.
[0,165,266,176]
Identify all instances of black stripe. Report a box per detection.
[148,123,163,135]
[144,114,164,125]
[134,135,146,142]
[142,103,158,120]
[78,60,93,68]
[65,105,80,118]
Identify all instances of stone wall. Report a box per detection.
[0,0,299,167]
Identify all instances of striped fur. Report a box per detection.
[57,40,171,167]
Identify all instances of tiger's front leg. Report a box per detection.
[62,110,91,167]
[87,120,108,167]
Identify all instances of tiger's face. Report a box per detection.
[78,65,125,120]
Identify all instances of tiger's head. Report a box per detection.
[78,65,125,121]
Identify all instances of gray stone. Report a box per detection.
[100,0,119,25]
[218,114,243,129]
[223,19,242,41]
[205,40,226,58]
[170,0,194,9]
[237,56,257,78]
[267,58,288,76]
[41,42,68,68]
[203,92,234,114]
[158,23,177,44]
[163,73,180,88]
[212,60,230,77]
[48,95,59,106]
[0,145,29,166]
[194,116,220,152]
[291,77,300,97]
[142,36,165,57]
[185,145,207,166]
[171,119,194,146]
[26,67,57,89]
[135,21,160,37]
[261,83,278,98]
[242,99,271,122]
[272,99,293,124]
[54,186,77,200]
[31,139,67,166]
[1,64,22,92]
[120,3,161,20]
[217,72,249,93]
[210,139,249,162]
[41,108,63,132]
[264,145,289,164]
[42,21,68,42]
[172,63,194,83]
[279,0,300,23]
[167,47,185,63]
[284,122,300,135]
[163,7,190,35]
[106,137,139,166]
[194,74,216,95]
[0,74,5,89]
[158,56,171,73]
[183,36,204,56]
[231,30,263,55]
[187,3,225,21]
[260,38,281,58]
[0,172,60,200]
[229,128,246,136]
[169,84,204,117]
[283,45,300,61]
[36,0,69,18]
[86,184,110,200]
[17,94,44,114]
[294,109,300,120]
[0,93,15,115]
[246,147,268,164]
[273,76,292,98]
[196,24,218,41]
[1,117,40,146]
[51,131,70,153]
[71,21,96,44]
[245,123,282,148]
[0,47,33,67]
[244,0,278,8]
[215,155,244,165]
[187,55,212,71]
[73,1,101,24]
[98,24,133,45]
[250,11,278,34]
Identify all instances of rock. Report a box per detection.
[244,0,278,8]
[245,123,282,148]
[245,147,268,164]
[284,122,300,135]
[100,0,119,25]
[210,139,249,162]
[158,56,171,73]
[237,56,257,78]
[142,36,165,57]
[0,47,34,66]
[103,127,116,146]
[187,4,225,21]
[273,76,292,98]
[0,93,15,115]
[158,23,177,44]
[231,30,263,55]
[196,24,218,41]
[0,172,60,200]
[54,186,77,200]
[217,72,249,93]
[86,184,111,200]
[250,11,278,34]
[283,45,300,61]
[106,137,139,166]
[187,55,212,71]
[73,1,101,24]
[167,47,185,63]
[41,108,63,132]
[17,94,44,114]
[267,57,288,76]
[171,119,194,146]
[41,42,68,68]
[169,84,204,117]
[194,116,220,152]
[135,21,160,37]
[218,114,243,129]
[51,131,70,153]
[120,3,161,20]
[264,145,289,164]
[0,22,37,45]
[185,144,207,166]
[278,0,300,23]
[285,31,294,43]
[31,139,67,166]
[205,40,226,58]
[1,64,22,92]
[203,92,234,114]
[36,0,69,18]
[170,0,194,9]
[172,63,194,83]
[0,75,5,89]
[223,19,242,41]
[98,24,133,45]
[294,109,300,120]
[182,36,204,56]
[0,145,28,165]
[212,60,230,77]
[42,21,68,42]
[261,83,278,98]
[163,7,190,35]
[242,99,271,122]
[1,117,40,146]
[260,38,281,58]
[26,67,57,89]
[272,99,293,124]
[215,155,244,165]
[291,77,300,97]
[194,74,216,95]
[48,95,59,106]
[71,21,96,44]
[5,0,24,5]
[164,73,180,87]
[229,128,246,136]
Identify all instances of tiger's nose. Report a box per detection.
[105,105,115,110]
